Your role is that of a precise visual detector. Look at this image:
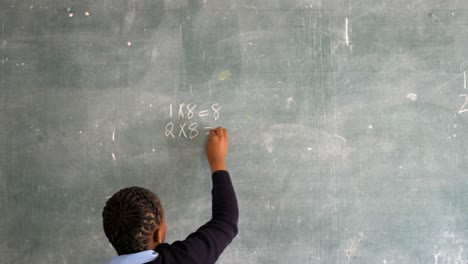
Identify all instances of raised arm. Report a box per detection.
[154,127,239,264]
[206,127,238,225]
[206,127,229,173]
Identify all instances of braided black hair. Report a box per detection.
[102,186,163,255]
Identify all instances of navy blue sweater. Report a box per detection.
[149,171,239,264]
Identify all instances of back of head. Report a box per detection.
[102,186,163,255]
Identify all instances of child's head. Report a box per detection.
[102,186,167,255]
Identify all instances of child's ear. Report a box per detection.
[153,229,161,244]
[154,227,166,244]
[157,217,167,244]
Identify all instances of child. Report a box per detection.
[102,127,238,264]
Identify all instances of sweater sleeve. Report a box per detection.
[152,171,239,264]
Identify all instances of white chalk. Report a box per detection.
[464,71,466,89]
[333,135,347,142]
[406,93,418,101]
[345,18,349,45]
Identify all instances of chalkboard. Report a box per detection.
[1,0,468,263]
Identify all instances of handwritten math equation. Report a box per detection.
[164,103,222,139]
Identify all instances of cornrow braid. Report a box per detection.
[102,186,163,255]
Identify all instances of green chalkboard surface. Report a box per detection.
[1,0,468,263]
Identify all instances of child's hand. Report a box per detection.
[206,127,229,173]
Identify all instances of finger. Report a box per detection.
[209,129,217,137]
[224,128,229,141]
[216,127,223,136]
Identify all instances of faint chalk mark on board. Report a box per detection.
[428,12,440,23]
[123,0,137,33]
[345,233,364,264]
[436,72,466,91]
[332,135,347,143]
[286,97,294,109]
[152,46,160,62]
[464,71,466,89]
[406,93,418,101]
[218,70,232,81]
[345,17,350,47]
[433,241,468,264]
